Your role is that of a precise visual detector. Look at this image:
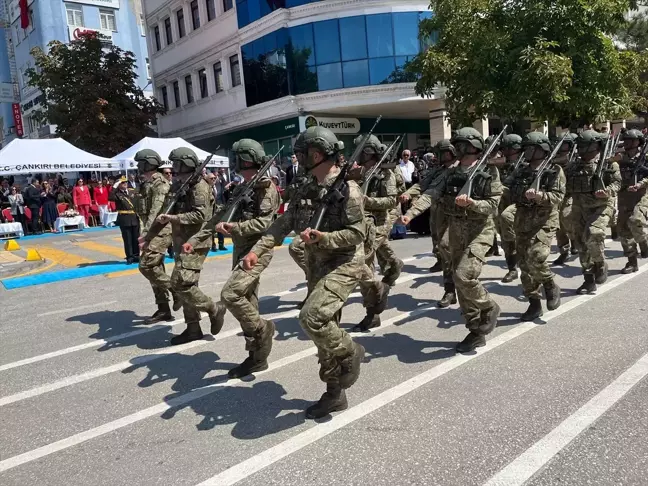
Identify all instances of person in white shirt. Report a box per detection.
[399,150,416,186]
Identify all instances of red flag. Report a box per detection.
[19,0,29,29]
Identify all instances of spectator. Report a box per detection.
[109,177,140,264]
[399,150,416,187]
[161,168,173,183]
[205,172,227,251]
[0,178,10,213]
[285,154,302,187]
[72,178,92,226]
[127,172,139,190]
[7,186,26,233]
[40,181,59,232]
[22,179,43,234]
[93,179,110,224]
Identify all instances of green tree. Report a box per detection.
[27,32,164,157]
[410,0,648,127]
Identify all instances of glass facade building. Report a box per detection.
[241,11,433,107]
[236,0,325,28]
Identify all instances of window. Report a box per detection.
[145,57,151,80]
[100,9,117,32]
[340,17,367,61]
[160,86,169,111]
[317,63,342,91]
[28,9,34,32]
[366,14,394,58]
[230,54,241,86]
[313,20,340,65]
[393,13,420,56]
[223,0,233,12]
[213,62,223,93]
[198,68,208,98]
[342,59,369,88]
[153,26,161,51]
[164,17,172,45]
[185,75,194,103]
[369,57,396,84]
[206,0,216,21]
[190,0,200,30]
[177,9,186,38]
[173,81,180,107]
[66,4,83,27]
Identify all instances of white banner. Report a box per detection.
[0,161,121,175]
[65,0,120,9]
[299,115,361,134]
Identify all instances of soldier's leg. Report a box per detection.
[375,223,403,286]
[554,197,572,264]
[629,203,648,258]
[609,197,619,240]
[300,264,364,419]
[585,208,611,285]
[429,205,445,273]
[138,249,173,324]
[499,204,519,282]
[355,222,390,332]
[289,235,307,279]
[437,226,456,307]
[617,205,638,274]
[221,250,275,378]
[520,231,559,320]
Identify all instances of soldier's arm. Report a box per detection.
[250,204,295,257]
[404,174,445,219]
[317,182,366,249]
[186,206,225,248]
[540,167,566,207]
[176,184,210,226]
[405,183,422,199]
[606,162,622,196]
[230,184,280,237]
[364,173,398,211]
[142,179,170,234]
[469,168,502,215]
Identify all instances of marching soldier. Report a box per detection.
[243,126,365,419]
[135,149,176,324]
[507,132,565,320]
[566,130,622,294]
[141,147,224,345]
[615,129,648,273]
[183,139,281,378]
[553,133,579,265]
[400,127,502,352]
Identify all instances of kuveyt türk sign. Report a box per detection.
[299,116,361,134]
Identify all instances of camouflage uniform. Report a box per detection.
[566,130,622,293]
[553,134,578,264]
[376,167,406,279]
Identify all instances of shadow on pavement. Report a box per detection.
[357,332,456,364]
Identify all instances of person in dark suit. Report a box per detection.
[109,177,140,264]
[22,179,43,234]
[285,154,304,186]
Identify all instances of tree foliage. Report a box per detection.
[410,0,648,126]
[27,32,165,157]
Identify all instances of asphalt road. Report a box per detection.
[0,234,647,486]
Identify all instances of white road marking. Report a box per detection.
[0,260,432,374]
[196,261,648,485]
[36,301,118,317]
[483,352,648,486]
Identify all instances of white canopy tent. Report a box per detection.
[0,138,115,175]
[111,137,229,170]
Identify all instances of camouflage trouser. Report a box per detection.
[498,203,517,256]
[430,201,439,258]
[618,201,648,258]
[450,218,497,331]
[568,203,613,274]
[377,207,401,275]
[609,196,618,227]
[170,248,213,330]
[556,196,573,254]
[517,229,555,299]
[221,249,274,336]
[359,217,387,312]
[138,248,171,304]
[289,235,307,279]
[301,258,358,385]
[436,207,453,285]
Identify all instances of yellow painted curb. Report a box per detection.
[4,240,20,251]
[25,249,44,261]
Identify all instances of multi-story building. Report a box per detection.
[146,0,452,158]
[0,0,152,143]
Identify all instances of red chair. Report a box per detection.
[2,208,13,222]
[57,203,68,215]
[88,204,99,227]
[108,201,116,212]
[24,207,32,222]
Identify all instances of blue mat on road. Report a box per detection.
[16,226,116,242]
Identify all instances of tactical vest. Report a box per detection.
[238,181,271,222]
[500,161,517,183]
[365,171,388,198]
[443,169,491,217]
[138,182,150,217]
[291,184,326,233]
[509,165,558,206]
[565,161,595,194]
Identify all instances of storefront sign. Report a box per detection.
[299,116,361,134]
[0,83,16,103]
[68,26,113,42]
[65,0,119,9]
[12,103,23,137]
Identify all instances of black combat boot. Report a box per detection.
[218,243,227,251]
[570,242,579,255]
[640,241,648,258]
[170,326,204,345]
[552,249,569,266]
[576,274,597,295]
[428,260,443,273]
[371,282,391,315]
[594,261,608,285]
[172,291,182,312]
[501,254,519,283]
[543,280,561,311]
[211,244,218,252]
[144,302,174,324]
[485,235,500,257]
[228,320,275,379]
[338,342,366,389]
[208,301,227,335]
[520,298,543,322]
[382,258,404,286]
[456,331,486,353]
[438,283,457,308]
[622,256,639,274]
[610,226,619,240]
[352,314,380,332]
[479,301,500,335]
[305,384,348,419]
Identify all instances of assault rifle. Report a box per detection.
[529,134,568,192]
[633,139,648,185]
[220,146,284,223]
[361,135,403,194]
[309,115,382,237]
[160,153,215,215]
[456,125,508,198]
[512,152,526,172]
[593,132,619,192]
[567,142,578,166]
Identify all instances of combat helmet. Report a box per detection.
[302,126,345,169]
[135,149,162,173]
[232,139,265,170]
[501,134,523,151]
[293,131,307,155]
[451,127,484,151]
[434,139,457,158]
[169,147,199,174]
[577,129,604,153]
[523,132,551,153]
[622,128,645,144]
[353,134,386,163]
